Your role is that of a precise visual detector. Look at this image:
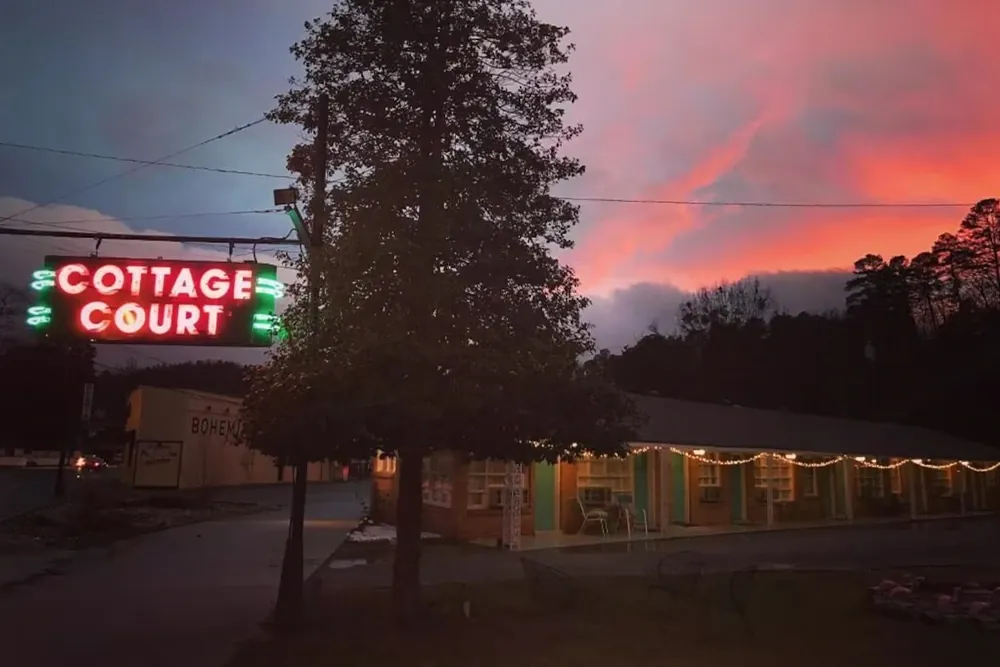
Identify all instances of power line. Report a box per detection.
[0,141,294,180]
[0,117,269,226]
[0,135,978,210]
[558,196,972,209]
[6,208,283,229]
[0,226,298,246]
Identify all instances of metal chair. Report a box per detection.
[576,496,609,535]
[622,503,650,539]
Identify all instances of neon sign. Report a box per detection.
[27,256,283,347]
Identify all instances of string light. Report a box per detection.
[911,460,959,470]
[962,461,1000,472]
[563,444,998,475]
[620,446,1000,474]
[668,447,765,465]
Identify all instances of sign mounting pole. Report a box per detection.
[274,92,329,629]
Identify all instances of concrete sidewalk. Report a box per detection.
[0,482,366,667]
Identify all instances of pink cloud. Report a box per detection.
[534,0,1000,295]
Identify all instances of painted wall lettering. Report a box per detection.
[190,415,244,440]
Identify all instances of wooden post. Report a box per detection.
[959,469,967,515]
[842,459,854,522]
[919,467,928,513]
[907,462,917,520]
[765,455,775,527]
[740,462,749,523]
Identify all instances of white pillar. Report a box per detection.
[959,469,967,514]
[907,463,917,520]
[765,455,775,527]
[659,449,671,531]
[739,462,749,523]
[842,459,854,522]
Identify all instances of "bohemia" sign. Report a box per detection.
[27,256,284,347]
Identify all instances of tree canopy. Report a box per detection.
[246,0,639,620]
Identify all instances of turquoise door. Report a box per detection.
[533,462,557,531]
[633,453,649,517]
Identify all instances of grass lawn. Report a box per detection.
[229,566,997,667]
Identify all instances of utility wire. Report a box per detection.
[0,117,269,226]
[0,141,294,180]
[0,137,977,210]
[0,226,298,246]
[557,196,972,209]
[6,208,283,229]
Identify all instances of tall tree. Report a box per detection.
[957,198,1000,308]
[263,0,637,621]
[677,277,774,338]
[931,232,975,312]
[908,251,943,333]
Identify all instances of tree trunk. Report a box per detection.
[273,460,308,629]
[392,450,424,623]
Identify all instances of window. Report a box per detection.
[578,457,633,493]
[421,452,452,507]
[857,466,884,499]
[930,466,953,496]
[697,454,722,503]
[374,451,397,476]
[801,467,819,497]
[754,457,793,502]
[467,459,528,510]
[889,464,903,495]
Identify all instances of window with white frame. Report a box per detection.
[889,464,903,495]
[578,457,632,492]
[374,451,397,476]
[857,466,884,499]
[930,466,953,496]
[577,457,633,506]
[697,454,722,503]
[801,466,819,497]
[754,457,794,502]
[467,459,529,510]
[421,452,452,507]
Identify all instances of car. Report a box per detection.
[74,455,106,471]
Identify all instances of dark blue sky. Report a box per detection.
[1,0,331,238]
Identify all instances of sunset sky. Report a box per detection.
[1,0,996,357]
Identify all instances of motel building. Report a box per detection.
[371,394,1000,549]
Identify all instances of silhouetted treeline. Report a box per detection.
[0,348,249,451]
[595,198,1000,447]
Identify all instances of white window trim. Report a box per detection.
[422,453,452,508]
[467,459,528,510]
[754,458,794,503]
[697,455,721,488]
[801,466,819,497]
[577,457,634,495]
[857,465,885,499]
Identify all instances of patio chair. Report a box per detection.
[576,496,609,535]
[622,503,650,539]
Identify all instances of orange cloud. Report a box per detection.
[550,0,1000,296]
